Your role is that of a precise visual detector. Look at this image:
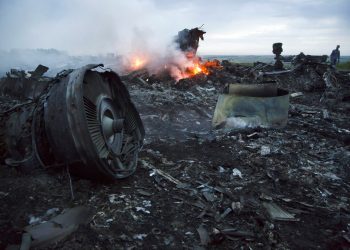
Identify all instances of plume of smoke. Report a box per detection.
[0,0,199,78]
[111,26,200,81]
[119,36,196,81]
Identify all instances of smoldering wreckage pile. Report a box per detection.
[0,28,350,250]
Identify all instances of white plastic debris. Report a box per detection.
[149,169,156,177]
[232,168,243,179]
[263,202,299,221]
[45,208,59,216]
[108,194,118,204]
[260,145,271,156]
[226,117,262,129]
[135,207,150,214]
[133,234,148,240]
[29,216,41,225]
[231,201,242,211]
[290,92,303,98]
[218,166,225,173]
[323,172,341,181]
[142,200,152,207]
[322,109,330,119]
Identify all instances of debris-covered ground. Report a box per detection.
[1,60,350,249]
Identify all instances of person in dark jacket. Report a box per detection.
[330,45,340,67]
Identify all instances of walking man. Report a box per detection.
[330,45,340,68]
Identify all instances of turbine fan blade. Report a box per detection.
[83,96,109,158]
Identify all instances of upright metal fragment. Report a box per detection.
[212,82,289,129]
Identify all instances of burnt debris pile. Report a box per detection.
[0,55,350,249]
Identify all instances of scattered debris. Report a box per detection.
[133,234,148,240]
[219,207,232,220]
[323,172,341,181]
[24,206,90,248]
[260,146,271,156]
[135,207,151,214]
[142,160,183,185]
[231,168,243,179]
[197,224,210,246]
[1,52,349,249]
[263,202,299,221]
[290,92,303,98]
[231,201,242,212]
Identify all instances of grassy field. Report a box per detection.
[337,61,350,70]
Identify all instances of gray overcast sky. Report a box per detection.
[0,0,349,55]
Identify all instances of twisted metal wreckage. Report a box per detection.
[0,37,349,249]
[0,35,344,182]
[0,64,145,180]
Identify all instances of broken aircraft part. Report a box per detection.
[291,53,328,66]
[0,64,145,180]
[24,206,90,248]
[175,27,206,57]
[272,42,284,70]
[212,82,289,129]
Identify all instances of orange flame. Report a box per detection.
[130,57,147,70]
[184,59,221,78]
[186,63,208,76]
[125,52,221,82]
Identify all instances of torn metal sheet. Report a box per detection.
[197,224,210,246]
[25,206,90,247]
[263,202,299,221]
[29,64,49,78]
[212,82,289,129]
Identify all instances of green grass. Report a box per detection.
[234,61,350,70]
[237,62,254,67]
[337,61,350,70]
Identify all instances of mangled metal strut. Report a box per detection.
[0,64,145,180]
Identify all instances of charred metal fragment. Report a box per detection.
[291,53,328,66]
[175,27,206,57]
[212,82,289,129]
[29,64,49,78]
[272,42,284,70]
[0,64,145,180]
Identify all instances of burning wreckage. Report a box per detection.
[1,29,350,249]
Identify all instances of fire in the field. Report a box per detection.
[124,51,221,82]
[184,58,221,78]
[130,56,147,71]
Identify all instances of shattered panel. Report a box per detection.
[212,83,289,129]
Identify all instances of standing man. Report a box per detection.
[330,45,340,68]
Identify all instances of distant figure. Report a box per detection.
[330,45,340,67]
